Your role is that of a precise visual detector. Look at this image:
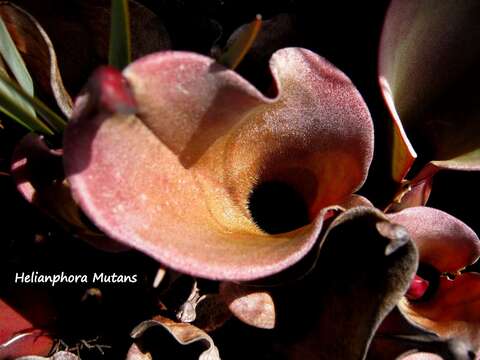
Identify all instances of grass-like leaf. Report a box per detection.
[109,0,131,69]
[0,16,50,133]
[0,16,34,96]
[0,70,66,133]
[0,15,65,134]
[0,64,53,135]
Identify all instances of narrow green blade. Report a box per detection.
[0,15,62,135]
[0,67,53,135]
[0,16,34,96]
[0,14,43,132]
[0,70,66,133]
[109,0,131,69]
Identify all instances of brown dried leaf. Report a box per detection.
[130,315,220,360]
[176,280,206,323]
[194,294,232,333]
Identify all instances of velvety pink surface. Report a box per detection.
[389,207,480,273]
[220,282,275,329]
[64,48,373,280]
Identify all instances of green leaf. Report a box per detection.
[0,65,53,135]
[0,16,34,96]
[109,0,131,69]
[0,15,47,133]
[0,15,64,135]
[0,70,66,133]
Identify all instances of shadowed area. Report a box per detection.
[248,181,310,234]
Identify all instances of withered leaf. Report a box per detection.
[193,294,232,333]
[130,315,220,360]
